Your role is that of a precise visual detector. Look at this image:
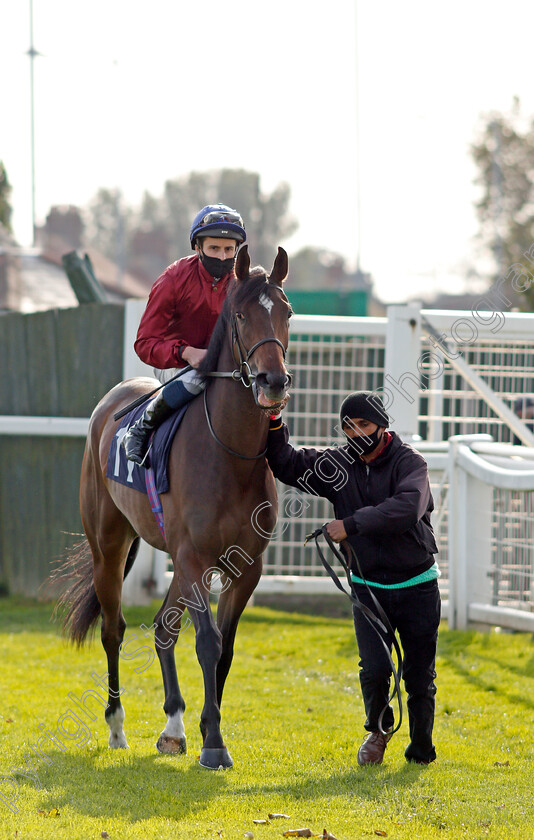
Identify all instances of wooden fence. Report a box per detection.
[0,304,124,596]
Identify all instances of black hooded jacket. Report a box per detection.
[266,424,438,584]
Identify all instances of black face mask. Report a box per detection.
[344,427,384,457]
[199,252,235,279]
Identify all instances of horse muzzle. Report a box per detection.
[252,371,292,409]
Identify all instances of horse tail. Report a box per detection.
[53,536,140,646]
[52,538,100,646]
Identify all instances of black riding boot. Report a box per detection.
[122,390,175,465]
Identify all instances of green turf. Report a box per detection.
[1,595,533,839]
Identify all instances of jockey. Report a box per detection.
[122,204,246,464]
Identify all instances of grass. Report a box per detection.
[1,595,534,839]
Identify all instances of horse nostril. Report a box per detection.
[256,372,289,393]
[266,372,289,392]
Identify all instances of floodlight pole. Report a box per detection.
[27,0,39,246]
[354,0,361,274]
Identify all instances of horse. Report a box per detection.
[56,245,292,769]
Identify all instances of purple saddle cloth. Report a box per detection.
[106,401,189,494]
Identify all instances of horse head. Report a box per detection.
[233,245,293,410]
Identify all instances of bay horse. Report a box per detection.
[57,245,292,769]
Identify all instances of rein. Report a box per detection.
[304,525,403,736]
[203,313,288,460]
[203,389,267,460]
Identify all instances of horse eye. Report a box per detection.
[288,308,294,319]
[236,312,245,321]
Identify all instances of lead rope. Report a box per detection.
[304,525,403,736]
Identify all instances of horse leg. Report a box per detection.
[215,560,262,708]
[152,574,188,755]
[84,496,134,749]
[174,553,230,769]
[195,608,229,769]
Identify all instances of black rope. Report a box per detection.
[304,524,403,736]
[203,387,268,460]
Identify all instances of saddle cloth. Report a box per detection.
[106,401,189,494]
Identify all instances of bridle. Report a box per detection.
[204,312,289,460]
[206,312,287,388]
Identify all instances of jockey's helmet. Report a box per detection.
[190,204,246,249]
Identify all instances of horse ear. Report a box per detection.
[235,244,250,281]
[268,246,288,287]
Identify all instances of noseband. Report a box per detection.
[204,312,289,459]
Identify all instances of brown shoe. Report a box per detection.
[357,729,393,766]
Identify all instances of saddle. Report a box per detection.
[106,402,189,495]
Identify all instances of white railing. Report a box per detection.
[255,305,534,607]
[447,435,534,631]
[2,301,534,619]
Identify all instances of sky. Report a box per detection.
[2,0,534,304]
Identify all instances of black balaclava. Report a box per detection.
[344,424,384,456]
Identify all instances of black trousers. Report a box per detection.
[352,578,441,763]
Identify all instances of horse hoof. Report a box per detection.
[156,735,187,754]
[199,747,233,770]
[109,733,128,749]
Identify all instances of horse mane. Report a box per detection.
[198,267,273,375]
